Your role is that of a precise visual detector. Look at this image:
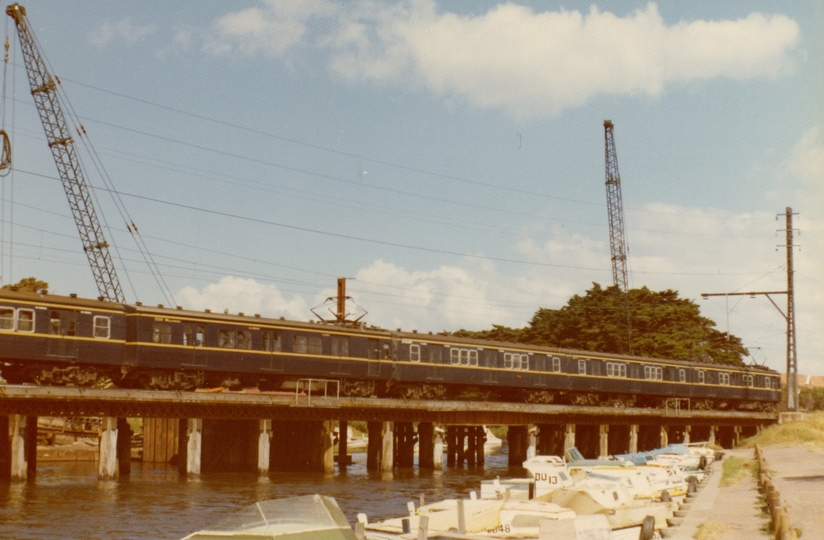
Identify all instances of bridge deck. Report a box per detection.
[0,385,775,425]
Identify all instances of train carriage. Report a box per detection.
[0,289,781,411]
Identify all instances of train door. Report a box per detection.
[367,338,381,377]
[426,345,444,380]
[182,323,208,369]
[47,310,78,359]
[261,330,283,373]
[534,355,546,386]
[330,335,350,375]
[482,350,497,383]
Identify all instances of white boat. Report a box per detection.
[181,495,358,540]
[362,497,576,538]
[540,478,674,532]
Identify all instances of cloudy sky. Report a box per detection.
[1,1,821,375]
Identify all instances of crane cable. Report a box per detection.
[0,31,12,176]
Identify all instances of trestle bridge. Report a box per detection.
[0,383,776,482]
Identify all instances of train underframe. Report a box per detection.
[0,360,776,412]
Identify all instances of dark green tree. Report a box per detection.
[2,277,48,293]
[453,283,747,366]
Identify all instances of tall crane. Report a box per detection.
[7,3,124,302]
[604,120,629,293]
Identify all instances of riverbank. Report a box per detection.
[667,411,824,539]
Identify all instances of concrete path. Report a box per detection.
[664,445,824,540]
[666,447,770,540]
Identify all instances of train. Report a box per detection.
[0,288,780,411]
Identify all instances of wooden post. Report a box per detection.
[563,424,575,455]
[527,425,538,460]
[258,419,271,475]
[433,426,444,469]
[476,426,485,466]
[99,416,119,480]
[381,421,394,472]
[338,420,349,469]
[10,415,27,481]
[186,418,202,476]
[629,424,639,454]
[116,418,131,477]
[418,422,434,469]
[599,424,609,458]
[0,416,9,482]
[367,421,382,471]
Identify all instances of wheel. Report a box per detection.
[639,515,655,540]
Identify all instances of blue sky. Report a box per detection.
[1,1,821,375]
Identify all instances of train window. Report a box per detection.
[331,336,348,357]
[184,325,206,347]
[697,370,705,384]
[429,346,442,363]
[409,344,421,362]
[263,330,281,352]
[219,329,236,348]
[606,362,626,378]
[578,359,586,375]
[679,369,686,383]
[49,311,60,334]
[0,307,13,330]
[308,336,323,355]
[764,377,771,389]
[504,352,528,370]
[718,372,731,386]
[294,335,308,354]
[451,348,478,366]
[153,323,172,344]
[552,357,561,373]
[16,309,34,332]
[237,329,252,349]
[744,374,754,387]
[93,316,110,339]
[644,366,663,381]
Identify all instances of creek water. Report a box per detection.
[0,450,520,539]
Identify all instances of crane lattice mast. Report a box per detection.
[7,3,124,302]
[604,120,629,293]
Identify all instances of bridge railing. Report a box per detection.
[665,398,691,416]
[295,378,340,405]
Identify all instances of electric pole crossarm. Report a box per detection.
[7,3,124,303]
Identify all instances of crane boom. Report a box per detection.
[604,120,628,293]
[7,3,124,302]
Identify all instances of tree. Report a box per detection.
[454,283,747,366]
[2,277,48,294]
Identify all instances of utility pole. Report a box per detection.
[782,207,798,412]
[700,208,799,411]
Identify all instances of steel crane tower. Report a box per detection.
[604,120,629,293]
[7,3,124,302]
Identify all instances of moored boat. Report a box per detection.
[180,495,358,540]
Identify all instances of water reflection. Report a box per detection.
[0,451,521,540]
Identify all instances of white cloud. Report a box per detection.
[204,0,340,56]
[88,18,156,47]
[206,1,799,117]
[769,126,824,208]
[176,276,308,320]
